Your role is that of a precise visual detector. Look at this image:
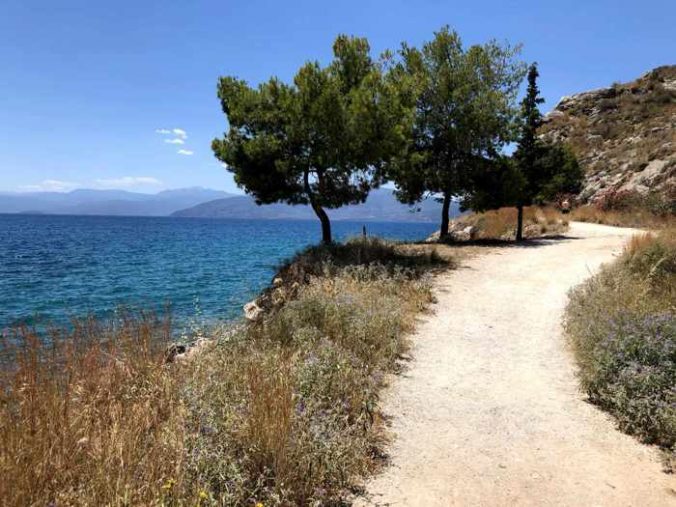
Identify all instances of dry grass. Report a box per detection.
[0,238,448,506]
[570,204,674,229]
[0,314,186,506]
[447,206,569,241]
[565,228,675,468]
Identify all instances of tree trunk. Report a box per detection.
[312,203,332,244]
[304,169,332,244]
[440,191,452,239]
[516,204,524,242]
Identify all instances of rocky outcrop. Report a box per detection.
[165,337,216,363]
[540,65,675,207]
[243,300,264,321]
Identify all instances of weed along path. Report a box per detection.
[357,222,676,506]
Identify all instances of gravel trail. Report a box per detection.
[358,222,676,506]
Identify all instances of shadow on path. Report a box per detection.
[411,234,582,250]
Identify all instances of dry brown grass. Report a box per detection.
[569,205,674,229]
[0,315,187,506]
[452,206,569,241]
[0,238,448,506]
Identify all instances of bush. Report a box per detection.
[566,229,676,460]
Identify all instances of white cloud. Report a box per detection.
[173,128,187,139]
[19,179,80,192]
[177,149,193,156]
[165,138,185,145]
[94,176,162,189]
[155,128,172,135]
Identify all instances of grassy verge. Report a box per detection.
[0,237,448,506]
[565,228,675,469]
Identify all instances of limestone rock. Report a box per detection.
[540,65,675,205]
[244,300,263,321]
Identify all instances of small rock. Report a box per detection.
[164,343,186,363]
[176,337,215,362]
[451,230,471,241]
[462,225,477,240]
[273,277,283,287]
[243,300,263,321]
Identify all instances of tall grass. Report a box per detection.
[0,238,446,505]
[565,228,675,467]
[0,314,185,506]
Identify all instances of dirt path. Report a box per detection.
[357,222,676,506]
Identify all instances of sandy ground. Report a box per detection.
[357,222,676,506]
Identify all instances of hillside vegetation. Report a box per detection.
[565,228,675,468]
[0,238,448,506]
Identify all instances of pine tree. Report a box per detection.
[388,27,526,238]
[468,63,584,240]
[212,36,407,243]
[513,63,545,241]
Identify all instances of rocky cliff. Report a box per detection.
[540,65,675,208]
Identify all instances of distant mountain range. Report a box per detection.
[0,187,234,216]
[172,188,458,222]
[0,186,459,222]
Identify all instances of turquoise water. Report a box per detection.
[0,214,439,331]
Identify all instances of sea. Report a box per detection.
[0,214,439,333]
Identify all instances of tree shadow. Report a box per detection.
[410,233,582,250]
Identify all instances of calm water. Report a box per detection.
[0,214,438,331]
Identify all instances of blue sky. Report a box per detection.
[1,0,674,194]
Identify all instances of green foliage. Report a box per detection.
[212,36,408,243]
[566,230,676,460]
[469,63,583,240]
[512,63,584,206]
[514,64,545,183]
[532,143,584,202]
[387,26,526,235]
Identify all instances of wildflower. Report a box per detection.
[199,490,209,500]
[162,478,177,490]
[255,503,264,507]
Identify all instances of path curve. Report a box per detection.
[358,222,676,506]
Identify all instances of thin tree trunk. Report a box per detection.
[516,204,524,242]
[312,203,332,244]
[304,169,332,244]
[440,191,452,239]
